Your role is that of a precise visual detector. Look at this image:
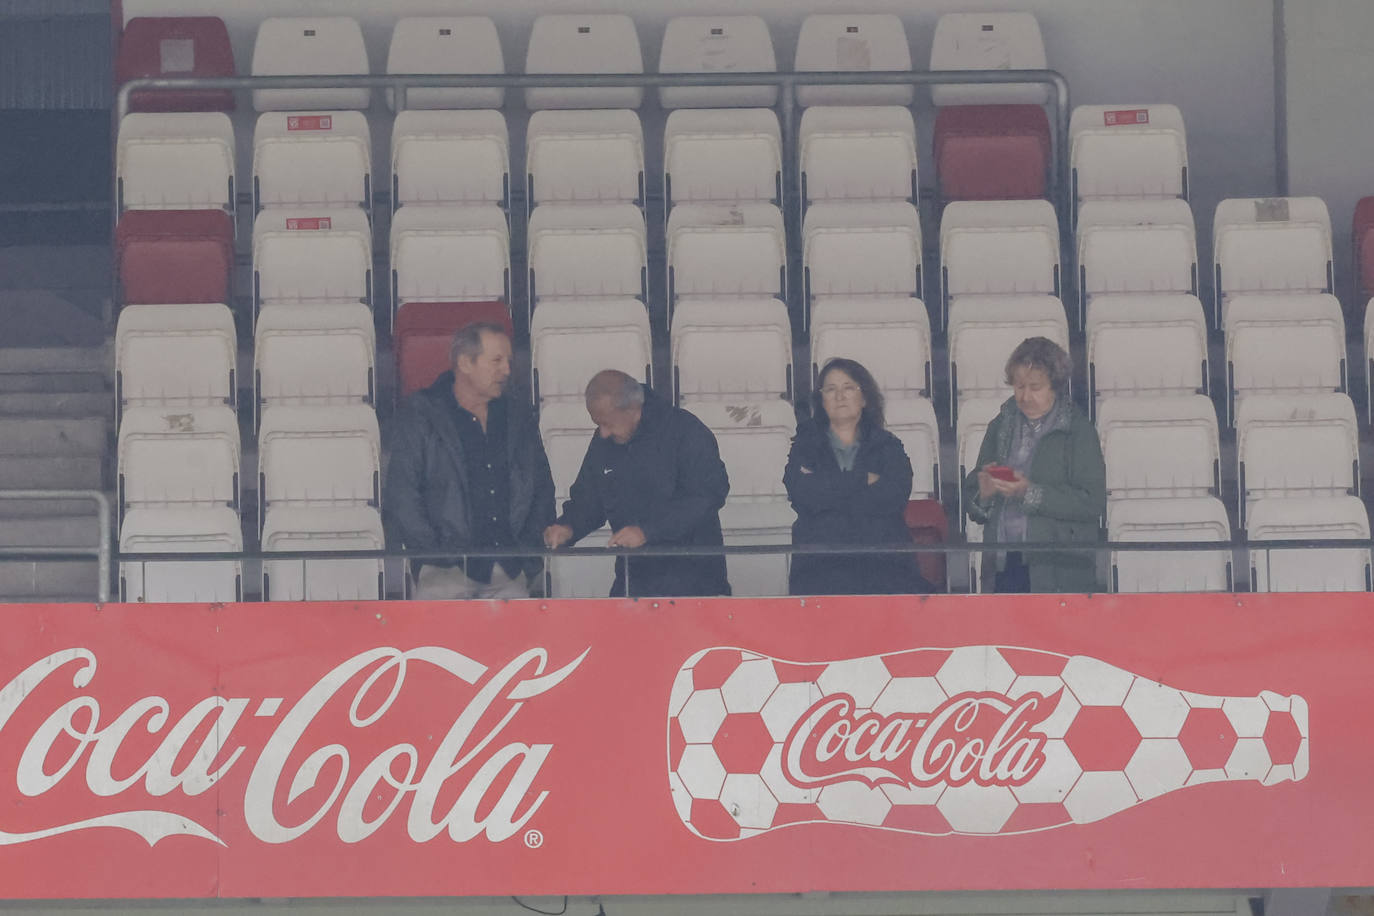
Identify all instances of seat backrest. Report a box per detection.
[539,401,596,500]
[390,205,510,306]
[386,17,504,110]
[119,506,242,602]
[116,303,237,408]
[527,204,647,301]
[391,110,509,207]
[526,109,645,205]
[1086,294,1208,401]
[253,209,372,307]
[794,14,914,106]
[1236,394,1359,520]
[885,397,941,500]
[1213,197,1333,302]
[1077,199,1198,301]
[1249,495,1370,592]
[524,14,644,110]
[672,298,792,401]
[941,199,1060,298]
[947,295,1070,405]
[929,12,1050,106]
[1096,395,1219,498]
[262,506,384,600]
[254,302,376,409]
[1108,496,1230,593]
[252,110,371,209]
[956,395,1005,528]
[531,300,652,403]
[394,301,512,398]
[116,209,235,306]
[117,112,235,211]
[663,108,782,205]
[810,296,931,397]
[799,106,917,203]
[804,201,922,299]
[1225,293,1346,402]
[117,16,236,113]
[251,17,370,111]
[258,404,380,510]
[658,16,778,108]
[1070,104,1188,200]
[667,203,786,300]
[684,400,796,498]
[117,404,240,510]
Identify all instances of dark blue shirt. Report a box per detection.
[447,396,516,582]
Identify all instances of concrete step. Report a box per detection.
[0,455,104,490]
[0,372,109,394]
[0,390,112,417]
[0,515,101,548]
[0,416,108,457]
[0,495,110,518]
[0,345,111,376]
[0,559,98,600]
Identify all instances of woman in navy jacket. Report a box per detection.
[783,358,931,596]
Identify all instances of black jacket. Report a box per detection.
[783,419,929,595]
[383,372,555,576]
[556,387,730,597]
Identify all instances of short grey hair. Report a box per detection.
[449,321,509,368]
[585,369,645,410]
[1005,336,1073,393]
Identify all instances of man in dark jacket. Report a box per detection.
[385,322,554,599]
[543,370,731,597]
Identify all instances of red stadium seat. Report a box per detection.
[116,17,237,113]
[115,209,234,306]
[904,499,948,591]
[934,104,1050,202]
[394,301,513,398]
[1354,196,1374,300]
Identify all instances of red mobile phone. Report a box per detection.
[986,465,1017,481]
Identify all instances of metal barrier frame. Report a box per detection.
[0,489,111,602]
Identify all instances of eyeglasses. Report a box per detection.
[820,384,861,398]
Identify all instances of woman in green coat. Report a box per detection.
[962,337,1106,593]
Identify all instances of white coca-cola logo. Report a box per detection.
[782,691,1060,790]
[0,646,587,847]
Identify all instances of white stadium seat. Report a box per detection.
[115,303,236,411]
[957,396,1009,529]
[1249,496,1371,592]
[117,404,240,513]
[810,296,931,398]
[252,110,370,210]
[1236,393,1359,528]
[1365,300,1374,423]
[526,109,645,206]
[527,203,647,302]
[1076,199,1198,327]
[120,506,243,603]
[941,199,1060,323]
[524,14,644,110]
[1213,196,1333,325]
[391,110,509,207]
[886,397,942,501]
[390,205,510,309]
[252,208,372,312]
[671,298,792,403]
[386,16,504,110]
[116,112,235,211]
[1225,293,1346,422]
[1108,497,1231,593]
[254,302,376,416]
[1071,104,1189,202]
[531,300,652,405]
[262,506,385,601]
[251,17,370,111]
[1096,395,1220,499]
[1086,294,1209,407]
[799,106,918,203]
[539,400,594,501]
[929,12,1050,106]
[548,525,614,599]
[947,295,1070,417]
[663,109,782,205]
[803,201,922,303]
[667,203,786,306]
[258,404,381,524]
[657,16,778,109]
[794,14,914,107]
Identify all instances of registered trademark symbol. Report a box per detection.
[524,829,544,849]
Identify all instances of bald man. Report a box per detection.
[544,370,731,597]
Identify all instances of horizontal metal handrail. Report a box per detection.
[0,490,111,602]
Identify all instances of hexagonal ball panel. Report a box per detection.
[1263,710,1303,766]
[678,688,727,743]
[1061,654,1136,706]
[872,676,947,716]
[718,772,779,830]
[712,712,777,774]
[759,681,817,742]
[692,649,744,690]
[1063,705,1142,771]
[1122,678,1190,738]
[817,656,892,709]
[1224,737,1272,781]
[935,782,1019,834]
[936,646,1016,696]
[721,658,780,713]
[689,797,741,839]
[760,744,817,805]
[1178,706,1238,770]
[1063,771,1138,824]
[817,782,893,826]
[677,744,727,799]
[1010,739,1082,804]
[1124,738,1193,801]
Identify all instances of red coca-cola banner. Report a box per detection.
[0,594,1368,899]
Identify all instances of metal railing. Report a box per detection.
[0,490,111,602]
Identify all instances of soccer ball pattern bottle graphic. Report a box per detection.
[667,646,1309,839]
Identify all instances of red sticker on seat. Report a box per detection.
[285,217,331,231]
[286,115,332,131]
[1103,109,1149,127]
